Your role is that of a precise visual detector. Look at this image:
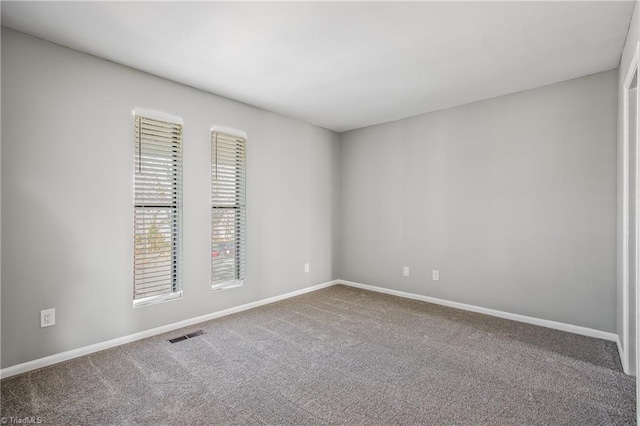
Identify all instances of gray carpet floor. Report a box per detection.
[0,285,636,425]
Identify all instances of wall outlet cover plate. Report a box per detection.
[40,309,55,328]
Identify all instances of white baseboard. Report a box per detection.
[2,278,622,379]
[0,280,339,379]
[338,280,618,342]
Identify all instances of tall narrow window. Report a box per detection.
[133,110,183,306]
[211,128,246,290]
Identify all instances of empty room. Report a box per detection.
[1,1,639,424]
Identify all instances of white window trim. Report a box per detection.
[210,125,247,140]
[133,291,183,308]
[133,110,184,307]
[134,108,184,125]
[211,127,247,292]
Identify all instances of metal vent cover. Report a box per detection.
[168,329,204,343]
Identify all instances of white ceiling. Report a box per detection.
[1,1,635,132]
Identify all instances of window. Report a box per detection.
[133,110,183,306]
[211,127,246,290]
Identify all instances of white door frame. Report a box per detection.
[622,42,639,377]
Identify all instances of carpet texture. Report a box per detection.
[0,285,636,425]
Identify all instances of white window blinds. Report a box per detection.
[211,130,246,290]
[134,112,183,305]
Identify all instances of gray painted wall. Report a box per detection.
[618,1,640,361]
[1,29,340,368]
[1,25,624,369]
[339,70,618,332]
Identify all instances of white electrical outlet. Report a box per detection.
[432,270,440,281]
[403,266,410,277]
[40,308,55,328]
[304,263,310,273]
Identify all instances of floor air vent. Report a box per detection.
[168,329,204,343]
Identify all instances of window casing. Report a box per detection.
[211,129,246,290]
[133,111,183,306]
